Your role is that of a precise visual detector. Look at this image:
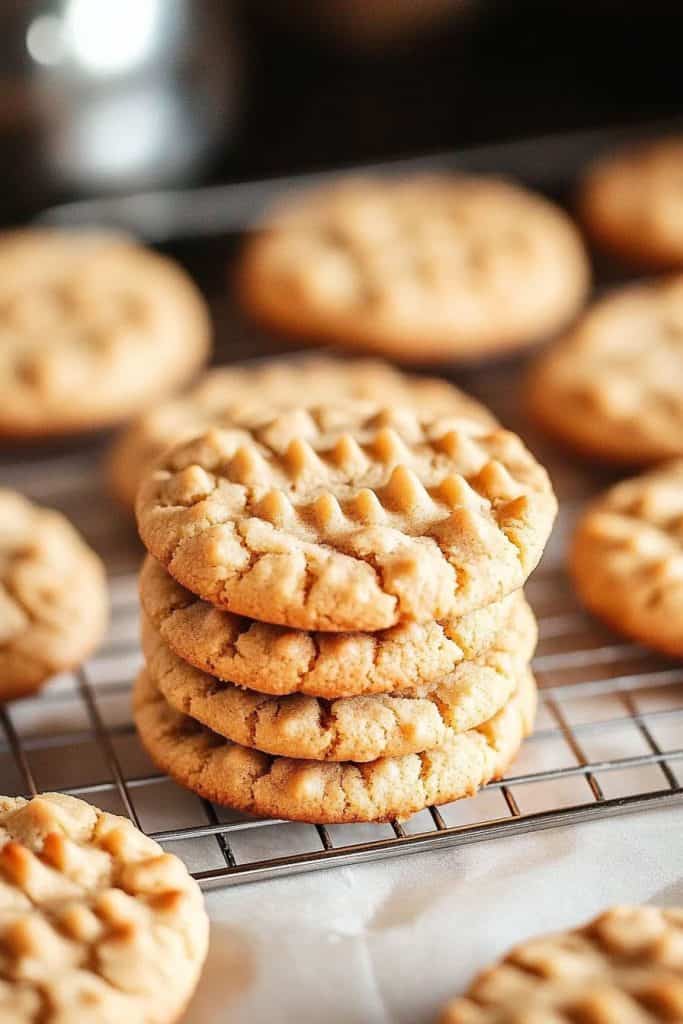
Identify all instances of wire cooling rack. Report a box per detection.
[9,119,683,886]
[3,355,682,890]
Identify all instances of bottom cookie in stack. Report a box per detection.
[133,663,537,825]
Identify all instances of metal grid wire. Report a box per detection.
[3,419,682,890]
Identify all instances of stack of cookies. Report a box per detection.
[133,398,557,824]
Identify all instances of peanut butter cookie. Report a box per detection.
[136,408,556,631]
[571,461,683,656]
[0,490,108,701]
[238,176,589,363]
[139,555,518,699]
[441,905,683,1023]
[0,230,210,438]
[528,278,683,463]
[133,664,536,824]
[580,137,683,267]
[139,593,536,761]
[0,791,208,1023]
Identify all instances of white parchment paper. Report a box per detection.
[189,805,683,1023]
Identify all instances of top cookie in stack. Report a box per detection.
[133,369,556,823]
[135,403,555,631]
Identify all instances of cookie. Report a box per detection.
[136,408,556,632]
[237,175,590,363]
[107,356,497,510]
[528,278,683,463]
[580,137,683,268]
[0,229,210,439]
[440,905,683,1023]
[133,663,536,823]
[0,791,208,1023]
[139,555,519,699]
[0,490,109,701]
[139,593,536,761]
[570,461,683,656]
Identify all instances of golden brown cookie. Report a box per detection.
[440,905,683,1023]
[139,592,536,761]
[136,408,556,632]
[0,229,210,439]
[0,490,109,701]
[580,137,683,268]
[528,278,683,464]
[570,461,683,656]
[139,555,520,699]
[0,791,209,1024]
[238,175,590,363]
[133,664,536,824]
[107,356,497,511]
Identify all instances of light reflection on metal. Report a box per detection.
[26,14,64,67]
[62,0,162,76]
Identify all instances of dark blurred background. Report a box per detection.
[2,1,682,223]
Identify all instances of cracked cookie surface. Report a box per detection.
[139,555,518,699]
[440,905,683,1023]
[571,461,683,655]
[133,665,536,823]
[108,356,497,510]
[238,175,589,362]
[140,593,536,761]
[0,791,208,1023]
[580,137,683,267]
[0,490,108,701]
[136,407,556,631]
[528,278,683,463]
[0,230,210,438]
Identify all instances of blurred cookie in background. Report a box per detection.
[528,277,683,463]
[237,175,590,364]
[0,489,108,701]
[0,229,210,440]
[107,355,497,510]
[571,462,683,657]
[580,137,683,268]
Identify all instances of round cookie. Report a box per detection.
[237,175,590,363]
[570,461,683,656]
[580,137,683,268]
[107,356,497,510]
[0,229,210,439]
[0,490,109,701]
[136,408,556,632]
[133,664,537,824]
[440,905,683,1023]
[0,791,208,1023]
[140,593,536,762]
[139,555,519,699]
[528,278,683,464]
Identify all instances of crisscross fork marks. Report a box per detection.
[136,407,556,631]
